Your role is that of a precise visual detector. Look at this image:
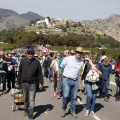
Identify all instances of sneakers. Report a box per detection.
[115,95,120,101]
[43,77,47,80]
[104,97,109,102]
[90,111,97,117]
[28,114,34,120]
[85,110,89,117]
[90,111,95,115]
[24,110,29,116]
[29,117,34,120]
[61,109,66,117]
[49,80,52,83]
[54,92,57,97]
[98,93,102,98]
[56,94,61,99]
[85,110,96,117]
[2,90,7,95]
[71,113,77,118]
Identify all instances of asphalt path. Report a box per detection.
[0,78,120,120]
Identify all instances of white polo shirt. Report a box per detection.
[60,56,84,80]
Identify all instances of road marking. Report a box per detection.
[77,98,101,120]
[90,114,101,120]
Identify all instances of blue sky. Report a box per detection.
[0,0,120,21]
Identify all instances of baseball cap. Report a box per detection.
[27,48,35,54]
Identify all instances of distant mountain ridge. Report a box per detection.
[81,14,120,42]
[20,11,44,20]
[0,8,120,42]
[0,8,44,31]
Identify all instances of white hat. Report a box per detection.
[34,54,38,57]
[84,57,90,62]
[70,50,75,54]
[101,55,107,60]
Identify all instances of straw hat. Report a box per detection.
[11,50,16,54]
[75,47,83,53]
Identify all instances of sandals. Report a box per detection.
[2,90,6,95]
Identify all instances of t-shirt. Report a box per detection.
[58,57,64,75]
[60,56,84,80]
[52,59,60,72]
[0,57,9,73]
[8,58,17,73]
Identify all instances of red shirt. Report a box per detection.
[115,60,120,75]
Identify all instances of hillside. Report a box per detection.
[0,8,44,31]
[81,14,120,42]
[0,8,120,42]
[0,8,19,22]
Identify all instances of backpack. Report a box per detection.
[86,69,99,83]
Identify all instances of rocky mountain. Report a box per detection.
[0,8,19,22]
[20,11,44,21]
[0,8,44,31]
[81,14,120,42]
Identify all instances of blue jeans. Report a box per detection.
[7,72,15,89]
[54,72,61,94]
[100,79,110,98]
[62,77,79,114]
[47,67,52,80]
[60,74,63,91]
[22,83,36,117]
[43,66,48,77]
[85,82,98,111]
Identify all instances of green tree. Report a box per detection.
[66,21,70,28]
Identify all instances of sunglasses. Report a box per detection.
[76,51,83,54]
[27,52,34,55]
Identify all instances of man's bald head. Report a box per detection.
[64,50,70,57]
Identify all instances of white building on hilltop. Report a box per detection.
[35,18,55,28]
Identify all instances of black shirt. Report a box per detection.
[17,57,44,85]
[0,57,9,72]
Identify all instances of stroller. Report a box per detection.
[9,87,24,112]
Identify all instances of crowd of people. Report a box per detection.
[0,47,120,120]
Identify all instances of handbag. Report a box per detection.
[86,69,99,83]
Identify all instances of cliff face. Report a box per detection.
[81,14,120,42]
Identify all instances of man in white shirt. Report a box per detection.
[59,47,84,118]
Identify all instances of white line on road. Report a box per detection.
[91,114,101,120]
[77,98,101,120]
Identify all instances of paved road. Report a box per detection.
[0,79,120,120]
